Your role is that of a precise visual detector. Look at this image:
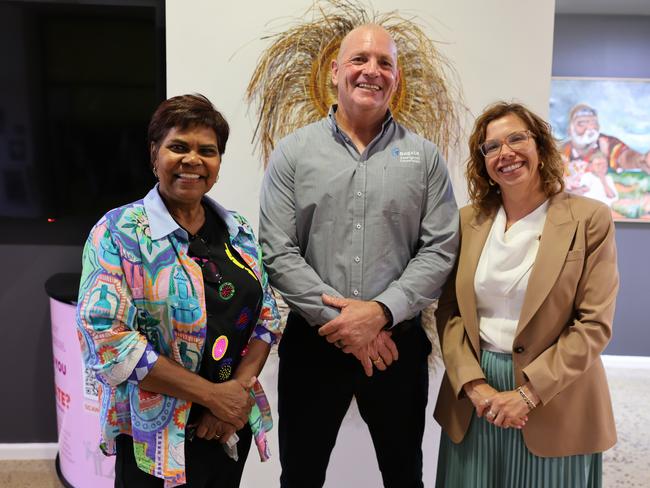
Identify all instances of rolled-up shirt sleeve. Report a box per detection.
[250,282,281,345]
[247,219,282,345]
[76,220,156,387]
[259,140,343,326]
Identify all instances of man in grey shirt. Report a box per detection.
[259,24,459,488]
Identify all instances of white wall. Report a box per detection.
[166,1,555,486]
[166,0,555,219]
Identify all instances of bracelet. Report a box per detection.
[516,386,537,411]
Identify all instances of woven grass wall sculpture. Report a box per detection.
[246,0,464,166]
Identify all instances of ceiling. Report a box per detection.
[556,0,650,16]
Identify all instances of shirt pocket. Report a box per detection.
[382,165,424,217]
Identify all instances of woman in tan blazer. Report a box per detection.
[434,102,618,488]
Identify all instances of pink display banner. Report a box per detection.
[50,298,115,487]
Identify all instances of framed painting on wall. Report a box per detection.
[550,77,650,222]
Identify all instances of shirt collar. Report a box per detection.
[143,184,241,241]
[327,104,394,136]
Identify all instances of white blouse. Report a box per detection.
[475,201,549,353]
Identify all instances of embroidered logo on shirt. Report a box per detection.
[391,147,421,164]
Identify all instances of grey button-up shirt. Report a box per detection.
[259,107,459,327]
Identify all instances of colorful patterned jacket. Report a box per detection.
[76,186,281,487]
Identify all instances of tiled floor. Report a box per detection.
[602,360,650,487]
[0,460,63,488]
[1,358,647,487]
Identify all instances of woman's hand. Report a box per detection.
[205,377,255,429]
[463,379,499,418]
[192,410,237,444]
[486,382,540,428]
[483,390,530,429]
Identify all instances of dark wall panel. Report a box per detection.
[553,14,650,356]
[0,244,82,442]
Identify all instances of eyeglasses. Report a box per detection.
[189,235,222,285]
[479,130,534,158]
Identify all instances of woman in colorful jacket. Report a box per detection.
[77,94,281,487]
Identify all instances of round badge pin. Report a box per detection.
[218,282,235,300]
[211,335,229,361]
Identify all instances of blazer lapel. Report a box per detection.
[516,193,578,334]
[457,211,494,357]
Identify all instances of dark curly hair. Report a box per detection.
[148,94,229,165]
[466,101,564,216]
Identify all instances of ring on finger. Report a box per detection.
[372,357,383,364]
[487,410,496,419]
[335,340,344,349]
[213,433,221,440]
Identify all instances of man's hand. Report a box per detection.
[318,294,387,351]
[350,331,399,376]
[204,377,255,430]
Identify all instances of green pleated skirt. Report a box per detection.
[435,351,602,488]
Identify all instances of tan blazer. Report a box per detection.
[434,192,618,457]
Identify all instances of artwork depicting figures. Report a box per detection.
[550,77,650,222]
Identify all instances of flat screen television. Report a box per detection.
[0,0,166,245]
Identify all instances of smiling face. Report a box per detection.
[331,25,399,119]
[590,155,609,176]
[570,114,600,147]
[484,113,543,197]
[152,125,221,210]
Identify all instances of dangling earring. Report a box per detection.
[152,166,158,178]
[488,178,495,186]
[540,161,545,170]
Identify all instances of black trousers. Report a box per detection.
[114,423,252,488]
[278,312,431,488]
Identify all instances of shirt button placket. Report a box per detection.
[351,156,366,299]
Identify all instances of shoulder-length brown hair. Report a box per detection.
[466,102,564,216]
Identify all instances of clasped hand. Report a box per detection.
[464,380,529,429]
[350,331,399,376]
[318,294,386,351]
[191,410,237,444]
[205,377,256,430]
[318,294,398,376]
